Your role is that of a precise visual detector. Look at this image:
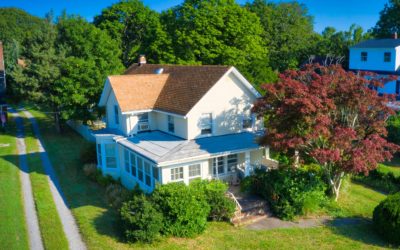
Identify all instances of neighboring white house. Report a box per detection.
[94,57,275,192]
[349,38,400,95]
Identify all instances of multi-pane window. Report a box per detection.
[361,52,368,62]
[153,166,159,182]
[130,153,137,177]
[384,52,391,62]
[227,154,238,172]
[138,113,149,123]
[213,157,224,175]
[105,144,116,168]
[124,149,130,173]
[97,144,102,166]
[171,167,184,181]
[200,113,212,135]
[114,105,119,125]
[168,115,175,133]
[144,162,151,186]
[137,157,144,182]
[189,164,201,178]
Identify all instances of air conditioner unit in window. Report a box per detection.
[138,122,149,131]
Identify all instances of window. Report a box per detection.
[171,167,184,181]
[144,162,151,186]
[114,105,119,125]
[105,144,116,168]
[168,115,175,133]
[124,149,130,173]
[243,115,253,129]
[97,144,102,166]
[213,157,224,175]
[189,164,201,178]
[130,153,137,177]
[200,113,212,135]
[137,157,144,182]
[138,113,149,123]
[227,154,238,172]
[384,52,391,62]
[153,166,159,182]
[361,52,368,62]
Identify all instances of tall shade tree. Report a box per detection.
[162,0,275,85]
[246,0,315,71]
[253,64,399,200]
[10,16,65,131]
[56,16,124,121]
[373,0,400,38]
[94,0,174,67]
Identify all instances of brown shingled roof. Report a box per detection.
[108,74,169,113]
[124,64,231,115]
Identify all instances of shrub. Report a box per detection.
[79,143,97,164]
[373,192,400,245]
[353,167,400,194]
[83,163,97,179]
[105,183,131,209]
[189,180,236,221]
[152,182,210,237]
[120,195,163,243]
[243,168,328,220]
[387,113,400,144]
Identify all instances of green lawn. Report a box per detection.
[378,161,400,178]
[20,111,69,250]
[0,118,29,250]
[27,106,393,249]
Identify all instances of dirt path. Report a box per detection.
[11,110,44,250]
[22,110,87,250]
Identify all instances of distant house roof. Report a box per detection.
[351,39,400,49]
[107,74,170,113]
[122,64,231,115]
[115,130,262,165]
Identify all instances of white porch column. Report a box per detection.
[244,151,251,177]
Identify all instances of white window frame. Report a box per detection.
[153,166,159,185]
[200,113,213,135]
[124,149,130,173]
[227,154,238,173]
[361,51,368,62]
[188,164,201,179]
[130,152,137,177]
[242,114,253,130]
[137,157,144,182]
[168,115,175,133]
[105,144,117,168]
[384,52,391,62]
[114,105,119,125]
[170,167,184,181]
[144,161,152,187]
[213,156,225,176]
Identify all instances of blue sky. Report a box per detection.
[0,0,389,33]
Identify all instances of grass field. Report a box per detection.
[27,106,393,249]
[0,117,29,250]
[20,111,69,250]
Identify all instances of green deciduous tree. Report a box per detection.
[94,0,174,67]
[162,0,275,85]
[373,0,400,38]
[246,0,315,71]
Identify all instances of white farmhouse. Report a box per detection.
[94,57,274,192]
[349,38,400,95]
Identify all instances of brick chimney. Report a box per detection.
[138,55,146,65]
[393,32,398,39]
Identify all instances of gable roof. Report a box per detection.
[107,74,169,113]
[125,64,231,115]
[351,39,400,49]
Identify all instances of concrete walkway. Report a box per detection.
[10,110,44,250]
[22,110,87,250]
[246,216,370,230]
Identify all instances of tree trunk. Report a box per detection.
[329,172,344,201]
[294,150,300,168]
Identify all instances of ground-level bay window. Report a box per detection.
[212,154,238,177]
[137,157,144,182]
[124,149,130,173]
[105,144,117,168]
[144,162,152,186]
[130,152,137,178]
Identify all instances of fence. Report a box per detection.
[66,120,96,142]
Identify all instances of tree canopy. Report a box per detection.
[253,64,399,200]
[373,0,400,38]
[94,0,174,67]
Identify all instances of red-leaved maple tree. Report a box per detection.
[253,64,399,200]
